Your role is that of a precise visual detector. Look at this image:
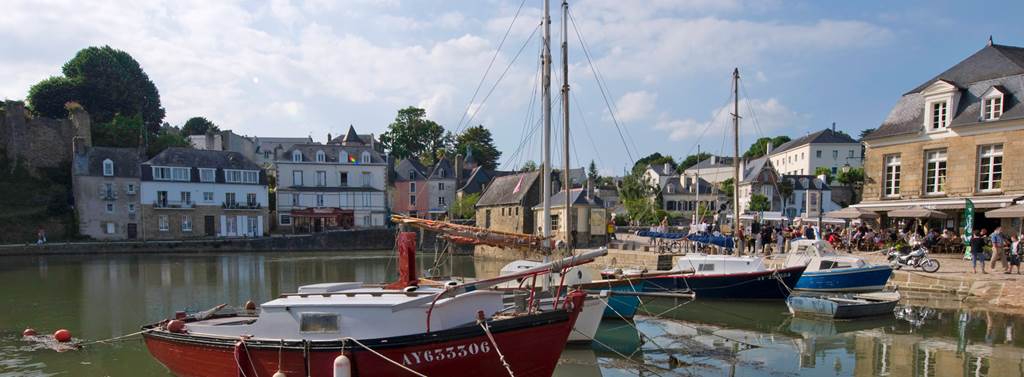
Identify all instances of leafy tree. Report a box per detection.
[631,152,675,174]
[677,152,713,173]
[836,167,865,186]
[147,124,191,156]
[777,180,794,207]
[182,117,219,135]
[719,178,735,198]
[587,160,599,182]
[748,193,771,212]
[520,160,538,172]
[92,113,144,148]
[696,202,715,220]
[743,136,791,158]
[451,193,480,220]
[26,76,79,118]
[453,125,501,170]
[380,106,446,163]
[814,166,834,183]
[858,128,875,140]
[619,170,660,225]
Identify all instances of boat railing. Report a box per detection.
[278,290,446,298]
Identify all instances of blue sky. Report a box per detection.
[1,0,1022,175]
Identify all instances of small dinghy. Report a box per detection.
[786,291,901,319]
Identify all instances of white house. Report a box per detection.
[275,125,388,232]
[769,127,862,176]
[140,148,269,239]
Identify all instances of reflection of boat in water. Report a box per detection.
[787,291,901,319]
[592,320,643,357]
[788,315,896,338]
[553,346,602,377]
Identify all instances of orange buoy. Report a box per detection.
[244,300,256,311]
[53,329,72,342]
[22,328,37,337]
[166,320,186,333]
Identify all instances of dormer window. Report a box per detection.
[361,152,371,164]
[292,151,302,162]
[340,151,349,164]
[982,87,1005,121]
[315,150,326,162]
[922,80,960,132]
[102,159,114,176]
[930,101,948,130]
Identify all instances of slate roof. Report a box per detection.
[663,176,715,195]
[647,162,676,176]
[740,156,772,183]
[428,158,455,180]
[685,156,735,172]
[255,136,314,153]
[476,171,541,207]
[459,166,512,195]
[867,43,1024,141]
[781,175,831,191]
[144,147,260,170]
[531,188,604,209]
[73,147,140,177]
[327,125,374,146]
[771,128,858,155]
[283,143,386,164]
[394,158,429,181]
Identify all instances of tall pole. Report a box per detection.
[561,0,571,253]
[732,68,742,256]
[541,0,552,243]
[695,144,700,224]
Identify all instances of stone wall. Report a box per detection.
[0,101,85,176]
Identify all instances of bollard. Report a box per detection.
[333,355,352,377]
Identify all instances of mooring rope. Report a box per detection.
[341,337,427,377]
[477,320,515,377]
[595,296,680,362]
[570,328,666,377]
[77,329,152,346]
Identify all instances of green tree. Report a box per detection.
[587,160,599,182]
[719,178,735,198]
[858,128,875,140]
[182,117,219,136]
[743,136,791,158]
[836,167,865,186]
[696,202,715,220]
[677,152,713,173]
[451,193,480,220]
[380,106,446,163]
[748,193,771,212]
[619,170,660,224]
[147,124,191,156]
[26,76,79,118]
[520,160,538,172]
[814,166,834,183]
[92,113,144,148]
[453,125,501,170]
[632,152,675,174]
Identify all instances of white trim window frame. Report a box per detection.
[292,150,302,162]
[978,144,1003,192]
[928,100,949,131]
[199,168,216,182]
[923,149,947,195]
[315,150,326,162]
[158,215,169,231]
[181,215,192,232]
[984,95,1003,121]
[102,159,114,176]
[316,171,327,187]
[883,154,901,198]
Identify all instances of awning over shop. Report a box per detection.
[290,208,354,218]
[984,204,1024,218]
[852,195,1022,212]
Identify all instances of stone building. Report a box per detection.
[531,188,606,247]
[779,175,841,219]
[392,157,456,219]
[769,127,861,176]
[1,101,88,177]
[662,175,721,222]
[274,125,387,232]
[683,156,735,185]
[140,148,269,239]
[474,170,543,251]
[857,41,1024,231]
[72,144,142,240]
[252,136,315,171]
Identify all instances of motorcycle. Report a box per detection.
[886,244,940,273]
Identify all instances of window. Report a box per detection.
[361,152,371,164]
[316,171,327,186]
[225,192,236,205]
[199,168,216,182]
[102,159,114,176]
[930,101,948,130]
[883,154,901,197]
[247,193,257,207]
[293,171,304,186]
[924,149,947,195]
[408,169,416,180]
[698,264,715,272]
[105,203,114,213]
[105,223,115,234]
[292,151,302,162]
[292,193,299,206]
[181,215,192,232]
[815,150,822,158]
[264,151,271,159]
[832,150,838,159]
[316,194,325,207]
[410,195,417,206]
[203,192,214,201]
[152,167,190,181]
[439,182,445,191]
[551,214,561,231]
[280,214,292,225]
[984,96,1003,120]
[128,204,136,213]
[158,215,169,231]
[978,144,1003,192]
[831,167,838,174]
[127,184,136,194]
[339,172,348,187]
[225,170,259,184]
[103,183,114,198]
[362,171,371,187]
[247,217,258,235]
[340,151,349,164]
[438,196,446,206]
[180,191,191,205]
[849,150,855,158]
[157,191,168,206]
[410,182,417,193]
[226,216,237,235]
[315,150,326,162]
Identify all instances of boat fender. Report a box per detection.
[273,372,286,377]
[166,320,187,334]
[53,329,72,343]
[444,280,459,287]
[403,286,418,292]
[22,328,37,337]
[244,300,257,311]
[333,355,352,377]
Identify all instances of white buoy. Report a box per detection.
[333,355,352,377]
[272,372,286,377]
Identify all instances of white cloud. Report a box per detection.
[609,90,657,123]
[654,98,804,141]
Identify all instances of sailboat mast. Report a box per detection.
[732,68,741,256]
[541,0,552,241]
[561,0,571,251]
[695,144,700,224]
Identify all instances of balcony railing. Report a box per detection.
[101,191,117,201]
[154,200,194,209]
[223,201,262,210]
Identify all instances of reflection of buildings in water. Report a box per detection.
[850,330,1024,377]
[553,346,602,377]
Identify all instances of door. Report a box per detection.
[127,223,137,239]
[204,216,215,236]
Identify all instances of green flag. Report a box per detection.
[963,199,975,259]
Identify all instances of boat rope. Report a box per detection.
[341,337,428,377]
[276,339,284,375]
[477,319,515,377]
[771,270,794,296]
[596,296,679,363]
[569,328,666,377]
[77,328,152,346]
[233,339,259,377]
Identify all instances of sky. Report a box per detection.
[2,0,1023,176]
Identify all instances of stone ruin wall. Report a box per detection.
[0,101,89,176]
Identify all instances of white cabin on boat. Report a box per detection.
[783,240,869,271]
[675,255,767,275]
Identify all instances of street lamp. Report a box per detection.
[841,163,851,174]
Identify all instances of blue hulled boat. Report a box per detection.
[784,240,893,292]
[599,280,646,318]
[608,255,805,299]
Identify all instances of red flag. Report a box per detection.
[512,175,524,194]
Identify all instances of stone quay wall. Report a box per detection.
[0,228,395,256]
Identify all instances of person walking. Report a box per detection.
[992,226,1010,273]
[971,229,988,274]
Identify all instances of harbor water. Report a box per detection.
[1,251,1022,377]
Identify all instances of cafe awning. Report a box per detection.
[887,207,948,219]
[984,204,1024,218]
[852,195,1022,211]
[291,208,354,218]
[824,207,879,220]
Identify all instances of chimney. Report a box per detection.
[205,133,215,150]
[739,158,747,181]
[831,122,836,133]
[327,133,332,144]
[455,154,465,187]
[766,142,773,155]
[711,155,717,165]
